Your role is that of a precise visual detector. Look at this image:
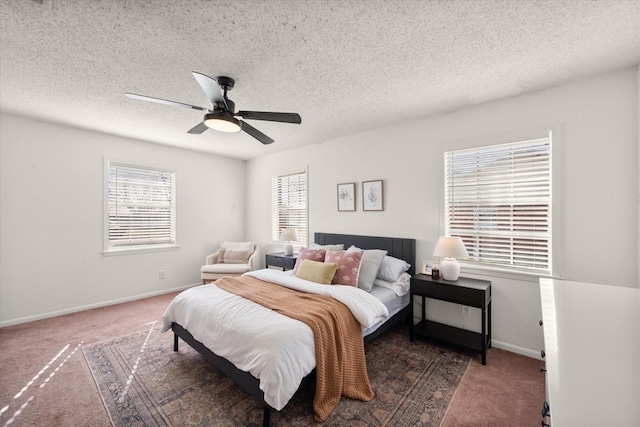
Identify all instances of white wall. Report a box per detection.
[246,68,639,357]
[1,68,637,350]
[0,113,246,326]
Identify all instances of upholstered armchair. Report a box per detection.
[200,241,259,284]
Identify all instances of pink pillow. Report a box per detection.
[325,250,363,287]
[292,248,327,273]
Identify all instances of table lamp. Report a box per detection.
[433,236,468,281]
[280,228,298,256]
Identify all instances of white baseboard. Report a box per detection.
[491,339,543,360]
[0,283,198,328]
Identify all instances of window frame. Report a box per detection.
[272,167,309,249]
[438,129,561,280]
[103,159,178,255]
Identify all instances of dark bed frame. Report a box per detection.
[172,232,416,426]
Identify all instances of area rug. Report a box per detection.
[83,322,471,427]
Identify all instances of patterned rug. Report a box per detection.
[83,322,471,426]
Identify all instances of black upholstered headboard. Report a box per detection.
[314,232,416,276]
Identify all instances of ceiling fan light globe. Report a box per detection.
[206,119,241,133]
[204,112,241,133]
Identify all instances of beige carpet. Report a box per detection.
[83,323,471,426]
[0,291,545,426]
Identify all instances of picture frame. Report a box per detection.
[421,260,439,275]
[421,260,433,275]
[362,179,384,211]
[337,182,356,211]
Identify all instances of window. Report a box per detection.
[444,135,551,275]
[105,161,176,252]
[272,170,308,246]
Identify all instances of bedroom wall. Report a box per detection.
[246,67,639,357]
[0,113,246,326]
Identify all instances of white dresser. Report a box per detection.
[539,279,640,427]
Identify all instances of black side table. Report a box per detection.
[265,252,297,271]
[410,273,492,365]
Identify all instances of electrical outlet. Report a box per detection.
[461,305,470,316]
[159,270,166,279]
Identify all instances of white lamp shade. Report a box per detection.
[280,228,298,242]
[433,236,468,259]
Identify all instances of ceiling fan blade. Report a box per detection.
[240,121,274,145]
[236,111,302,124]
[187,122,209,134]
[192,71,227,109]
[125,93,209,111]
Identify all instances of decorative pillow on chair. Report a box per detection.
[218,248,252,264]
[292,248,327,274]
[294,259,337,285]
[325,249,363,287]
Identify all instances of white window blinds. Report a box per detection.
[444,136,551,274]
[272,170,308,245]
[107,162,176,248]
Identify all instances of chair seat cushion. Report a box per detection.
[201,263,252,274]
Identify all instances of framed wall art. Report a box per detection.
[337,182,356,211]
[362,179,383,211]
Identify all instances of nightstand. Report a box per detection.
[265,252,297,271]
[410,273,491,365]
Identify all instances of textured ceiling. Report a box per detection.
[1,0,639,160]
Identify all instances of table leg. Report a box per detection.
[409,292,415,342]
[488,300,492,348]
[481,303,487,365]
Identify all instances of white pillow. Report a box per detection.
[346,245,387,292]
[377,255,411,282]
[373,272,411,296]
[310,243,344,251]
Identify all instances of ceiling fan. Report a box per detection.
[125,72,302,145]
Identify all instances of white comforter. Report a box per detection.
[161,268,389,410]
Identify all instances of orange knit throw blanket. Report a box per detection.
[215,275,374,422]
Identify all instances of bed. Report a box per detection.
[162,232,415,426]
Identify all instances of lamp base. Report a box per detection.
[283,242,294,256]
[440,257,460,280]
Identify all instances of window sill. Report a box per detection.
[459,263,562,283]
[102,244,180,256]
